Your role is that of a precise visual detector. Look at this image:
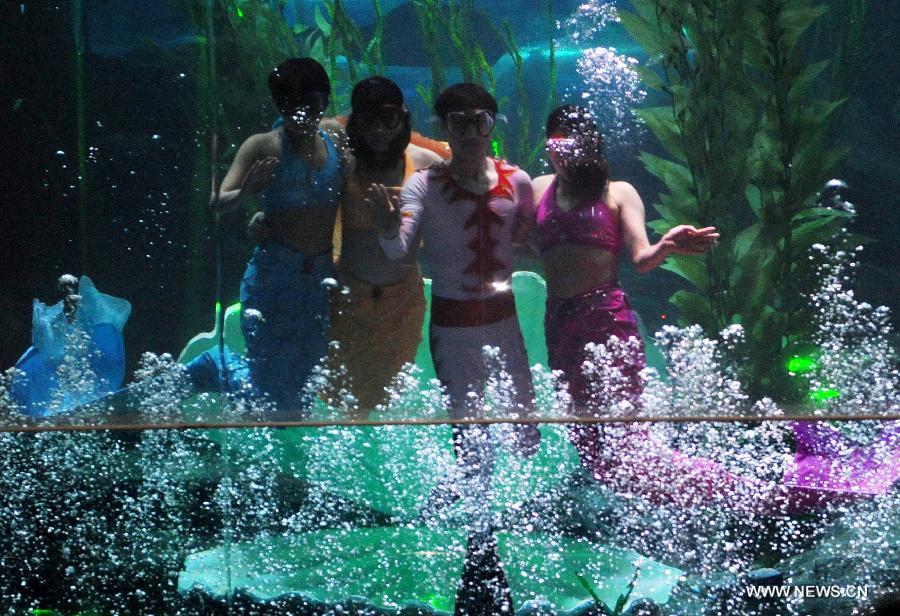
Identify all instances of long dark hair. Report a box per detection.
[546,105,609,197]
[346,77,411,172]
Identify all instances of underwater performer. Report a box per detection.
[535,105,718,409]
[535,105,900,515]
[533,105,855,517]
[249,77,442,415]
[368,81,538,616]
[193,58,349,416]
[369,83,542,456]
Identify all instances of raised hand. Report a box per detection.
[247,211,271,244]
[364,183,402,238]
[240,156,280,198]
[662,225,719,255]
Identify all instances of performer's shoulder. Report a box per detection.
[407,143,444,169]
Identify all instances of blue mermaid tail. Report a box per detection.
[11,276,131,417]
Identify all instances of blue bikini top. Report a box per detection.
[259,118,345,212]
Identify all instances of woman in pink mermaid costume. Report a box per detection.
[533,105,899,516]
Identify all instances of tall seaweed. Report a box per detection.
[411,0,447,110]
[620,0,859,400]
[410,0,559,167]
[499,0,558,173]
[410,0,500,151]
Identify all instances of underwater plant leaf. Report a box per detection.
[653,193,700,227]
[635,65,665,93]
[415,84,432,109]
[618,10,664,57]
[613,567,639,615]
[791,215,844,252]
[635,109,685,161]
[790,207,852,223]
[778,4,829,56]
[788,59,831,103]
[314,4,331,37]
[842,232,875,248]
[576,573,605,606]
[745,185,763,218]
[661,254,709,292]
[670,290,716,331]
[750,305,783,348]
[793,98,846,129]
[649,201,680,227]
[647,219,671,236]
[640,154,694,204]
[733,222,762,262]
[787,144,848,213]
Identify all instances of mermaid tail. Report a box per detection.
[784,420,900,497]
[11,276,130,417]
[569,424,778,516]
[569,423,897,518]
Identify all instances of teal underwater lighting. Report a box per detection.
[787,356,818,374]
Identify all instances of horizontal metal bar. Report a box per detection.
[2,412,898,434]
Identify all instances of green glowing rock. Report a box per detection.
[786,356,818,374]
[810,388,840,402]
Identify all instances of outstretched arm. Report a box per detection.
[618,181,718,274]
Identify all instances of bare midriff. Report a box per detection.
[267,206,338,255]
[542,244,619,299]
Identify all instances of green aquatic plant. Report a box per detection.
[577,566,639,615]
[620,0,855,401]
[499,21,527,164]
[505,0,558,174]
[411,0,447,109]
[410,0,503,152]
[740,0,853,397]
[411,0,559,168]
[317,0,387,113]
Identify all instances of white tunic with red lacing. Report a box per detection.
[378,158,535,418]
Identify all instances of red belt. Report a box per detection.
[431,292,516,328]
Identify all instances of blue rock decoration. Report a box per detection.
[11,276,131,417]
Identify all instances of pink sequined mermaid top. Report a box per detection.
[535,177,623,254]
[378,159,534,300]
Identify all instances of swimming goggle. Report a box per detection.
[444,110,498,137]
[355,104,406,131]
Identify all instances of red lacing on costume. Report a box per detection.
[436,159,517,294]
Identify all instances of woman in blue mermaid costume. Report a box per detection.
[187,58,349,416]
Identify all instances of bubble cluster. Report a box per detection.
[560,2,647,152]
